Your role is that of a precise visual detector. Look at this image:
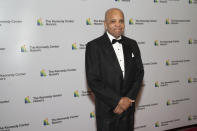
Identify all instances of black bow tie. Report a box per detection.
[112,39,123,44]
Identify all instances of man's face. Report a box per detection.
[104,10,125,39]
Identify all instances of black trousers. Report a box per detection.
[96,111,134,131]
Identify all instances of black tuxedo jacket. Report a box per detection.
[85,33,144,119]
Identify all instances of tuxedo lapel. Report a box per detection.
[101,33,123,79]
[122,37,134,81]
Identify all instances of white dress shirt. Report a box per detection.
[107,32,125,77]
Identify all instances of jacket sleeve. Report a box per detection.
[85,42,121,109]
[126,42,144,100]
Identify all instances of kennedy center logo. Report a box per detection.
[166,100,171,106]
[86,18,92,25]
[40,69,47,77]
[37,18,43,26]
[155,121,160,127]
[90,112,95,118]
[166,60,170,66]
[154,40,159,46]
[166,18,170,24]
[72,43,77,50]
[43,118,50,126]
[74,90,79,97]
[25,96,31,104]
[21,45,27,52]
[129,18,134,25]
[155,81,159,87]
[154,0,159,3]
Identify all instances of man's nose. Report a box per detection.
[115,22,121,27]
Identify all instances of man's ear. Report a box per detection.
[104,21,107,30]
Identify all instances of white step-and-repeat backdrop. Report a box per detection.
[0,0,197,131]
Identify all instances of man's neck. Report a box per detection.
[106,32,122,42]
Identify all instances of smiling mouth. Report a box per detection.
[114,28,121,31]
[114,29,122,33]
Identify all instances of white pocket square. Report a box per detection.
[132,53,135,58]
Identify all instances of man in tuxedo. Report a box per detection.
[85,8,144,131]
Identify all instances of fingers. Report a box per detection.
[118,97,131,111]
[113,105,124,114]
[113,97,136,114]
[119,103,129,111]
[129,99,135,103]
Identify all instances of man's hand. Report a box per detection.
[119,97,135,111]
[113,105,124,114]
[113,97,135,114]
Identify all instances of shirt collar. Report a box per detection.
[106,32,122,43]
